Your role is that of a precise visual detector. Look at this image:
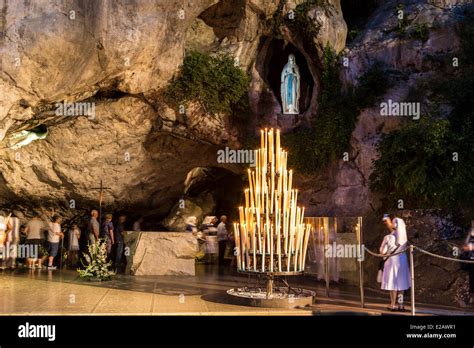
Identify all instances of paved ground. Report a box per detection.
[0,265,472,316]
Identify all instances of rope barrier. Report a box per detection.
[359,231,474,316]
[364,244,474,263]
[363,246,409,258]
[413,245,474,264]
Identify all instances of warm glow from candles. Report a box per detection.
[234,128,311,273]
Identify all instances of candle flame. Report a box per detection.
[234,128,310,273]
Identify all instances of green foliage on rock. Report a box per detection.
[167,51,250,115]
[395,4,411,37]
[285,0,322,39]
[369,117,455,207]
[410,23,429,42]
[369,20,474,210]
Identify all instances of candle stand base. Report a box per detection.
[227,271,315,308]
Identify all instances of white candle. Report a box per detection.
[270,223,274,272]
[261,223,266,272]
[239,207,244,225]
[234,223,241,271]
[252,222,256,271]
[245,189,249,211]
[276,129,280,169]
[301,224,311,271]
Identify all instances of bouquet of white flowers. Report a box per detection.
[78,239,115,281]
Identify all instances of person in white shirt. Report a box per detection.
[380,214,411,311]
[217,215,228,266]
[5,215,20,269]
[0,211,10,269]
[47,215,64,270]
[24,213,48,269]
[67,223,81,268]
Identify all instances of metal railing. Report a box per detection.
[361,242,474,316]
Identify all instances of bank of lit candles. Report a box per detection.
[235,128,311,273]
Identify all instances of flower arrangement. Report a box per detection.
[195,251,206,262]
[78,239,115,281]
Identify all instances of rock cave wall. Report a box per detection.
[0,0,347,223]
[0,0,473,305]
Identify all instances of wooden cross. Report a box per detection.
[90,179,112,232]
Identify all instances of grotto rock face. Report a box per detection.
[0,0,346,220]
[0,94,223,220]
[3,0,468,217]
[0,0,472,305]
[295,0,472,306]
[301,0,471,218]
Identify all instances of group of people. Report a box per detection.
[0,209,144,272]
[0,211,67,270]
[87,209,130,270]
[186,215,234,267]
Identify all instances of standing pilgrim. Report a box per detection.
[24,212,48,269]
[0,211,10,269]
[88,209,100,245]
[101,214,115,258]
[379,214,411,311]
[217,215,229,266]
[462,221,474,305]
[67,223,81,268]
[5,215,21,269]
[281,54,301,115]
[47,215,64,270]
[114,214,126,272]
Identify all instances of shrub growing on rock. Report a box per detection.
[167,50,250,115]
[369,20,474,211]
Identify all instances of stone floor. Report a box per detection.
[0,265,472,316]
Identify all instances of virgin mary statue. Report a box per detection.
[281,54,300,115]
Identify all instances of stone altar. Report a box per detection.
[123,232,197,276]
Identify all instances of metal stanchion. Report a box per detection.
[409,245,415,316]
[324,218,329,297]
[357,217,365,308]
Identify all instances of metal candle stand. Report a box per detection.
[239,270,303,297]
[227,269,315,308]
[227,129,315,308]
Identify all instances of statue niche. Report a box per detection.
[280,54,301,115]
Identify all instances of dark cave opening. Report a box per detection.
[341,0,380,41]
[93,89,129,100]
[264,39,314,114]
[184,167,246,223]
[29,124,48,134]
